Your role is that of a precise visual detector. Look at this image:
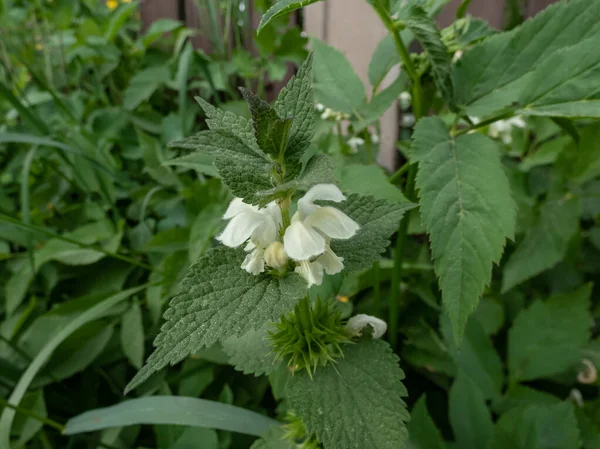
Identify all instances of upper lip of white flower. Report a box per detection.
[217,198,282,249]
[283,184,360,261]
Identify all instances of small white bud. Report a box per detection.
[399,91,412,109]
[347,137,365,153]
[452,50,463,63]
[321,108,333,120]
[346,314,387,339]
[315,103,325,112]
[401,113,415,128]
[264,241,288,269]
[370,133,379,144]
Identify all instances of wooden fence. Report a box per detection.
[140,0,559,167]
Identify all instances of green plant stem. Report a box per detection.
[388,161,410,184]
[388,165,416,347]
[0,398,64,432]
[455,111,514,136]
[372,0,424,348]
[373,262,381,316]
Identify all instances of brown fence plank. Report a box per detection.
[437,0,506,29]
[184,0,214,51]
[140,0,180,32]
[528,0,559,16]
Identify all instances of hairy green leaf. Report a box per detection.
[453,0,600,117]
[449,372,492,449]
[488,403,579,449]
[502,196,579,292]
[508,284,592,382]
[287,339,409,449]
[331,194,416,271]
[195,96,261,153]
[258,0,323,33]
[126,247,306,392]
[274,54,316,178]
[412,117,516,343]
[311,37,366,115]
[402,5,453,105]
[170,130,274,204]
[239,87,293,159]
[222,324,279,376]
[408,396,446,449]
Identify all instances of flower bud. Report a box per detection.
[264,241,288,269]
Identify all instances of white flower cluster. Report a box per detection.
[316,103,350,122]
[488,116,526,144]
[469,116,526,144]
[218,184,360,287]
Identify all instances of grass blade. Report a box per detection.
[0,286,147,448]
[63,396,278,437]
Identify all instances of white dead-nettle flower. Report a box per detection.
[347,137,365,153]
[577,359,597,384]
[218,198,282,275]
[399,91,412,109]
[346,314,387,339]
[370,132,379,144]
[283,184,359,286]
[452,50,463,63]
[488,116,526,144]
[315,103,325,112]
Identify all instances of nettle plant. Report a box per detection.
[126,0,600,447]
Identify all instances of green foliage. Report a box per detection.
[287,339,409,449]
[400,5,453,105]
[502,196,579,292]
[311,37,366,114]
[126,247,307,392]
[449,372,493,449]
[63,396,278,437]
[412,117,516,342]
[487,403,580,449]
[453,0,600,117]
[508,284,592,382]
[407,396,446,449]
[331,195,416,271]
[3,1,600,448]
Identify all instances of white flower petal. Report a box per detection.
[241,248,265,275]
[298,184,346,218]
[263,201,283,228]
[223,198,257,219]
[283,220,326,260]
[305,206,359,240]
[217,211,263,247]
[345,314,387,339]
[295,259,324,287]
[251,217,278,247]
[317,246,344,275]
